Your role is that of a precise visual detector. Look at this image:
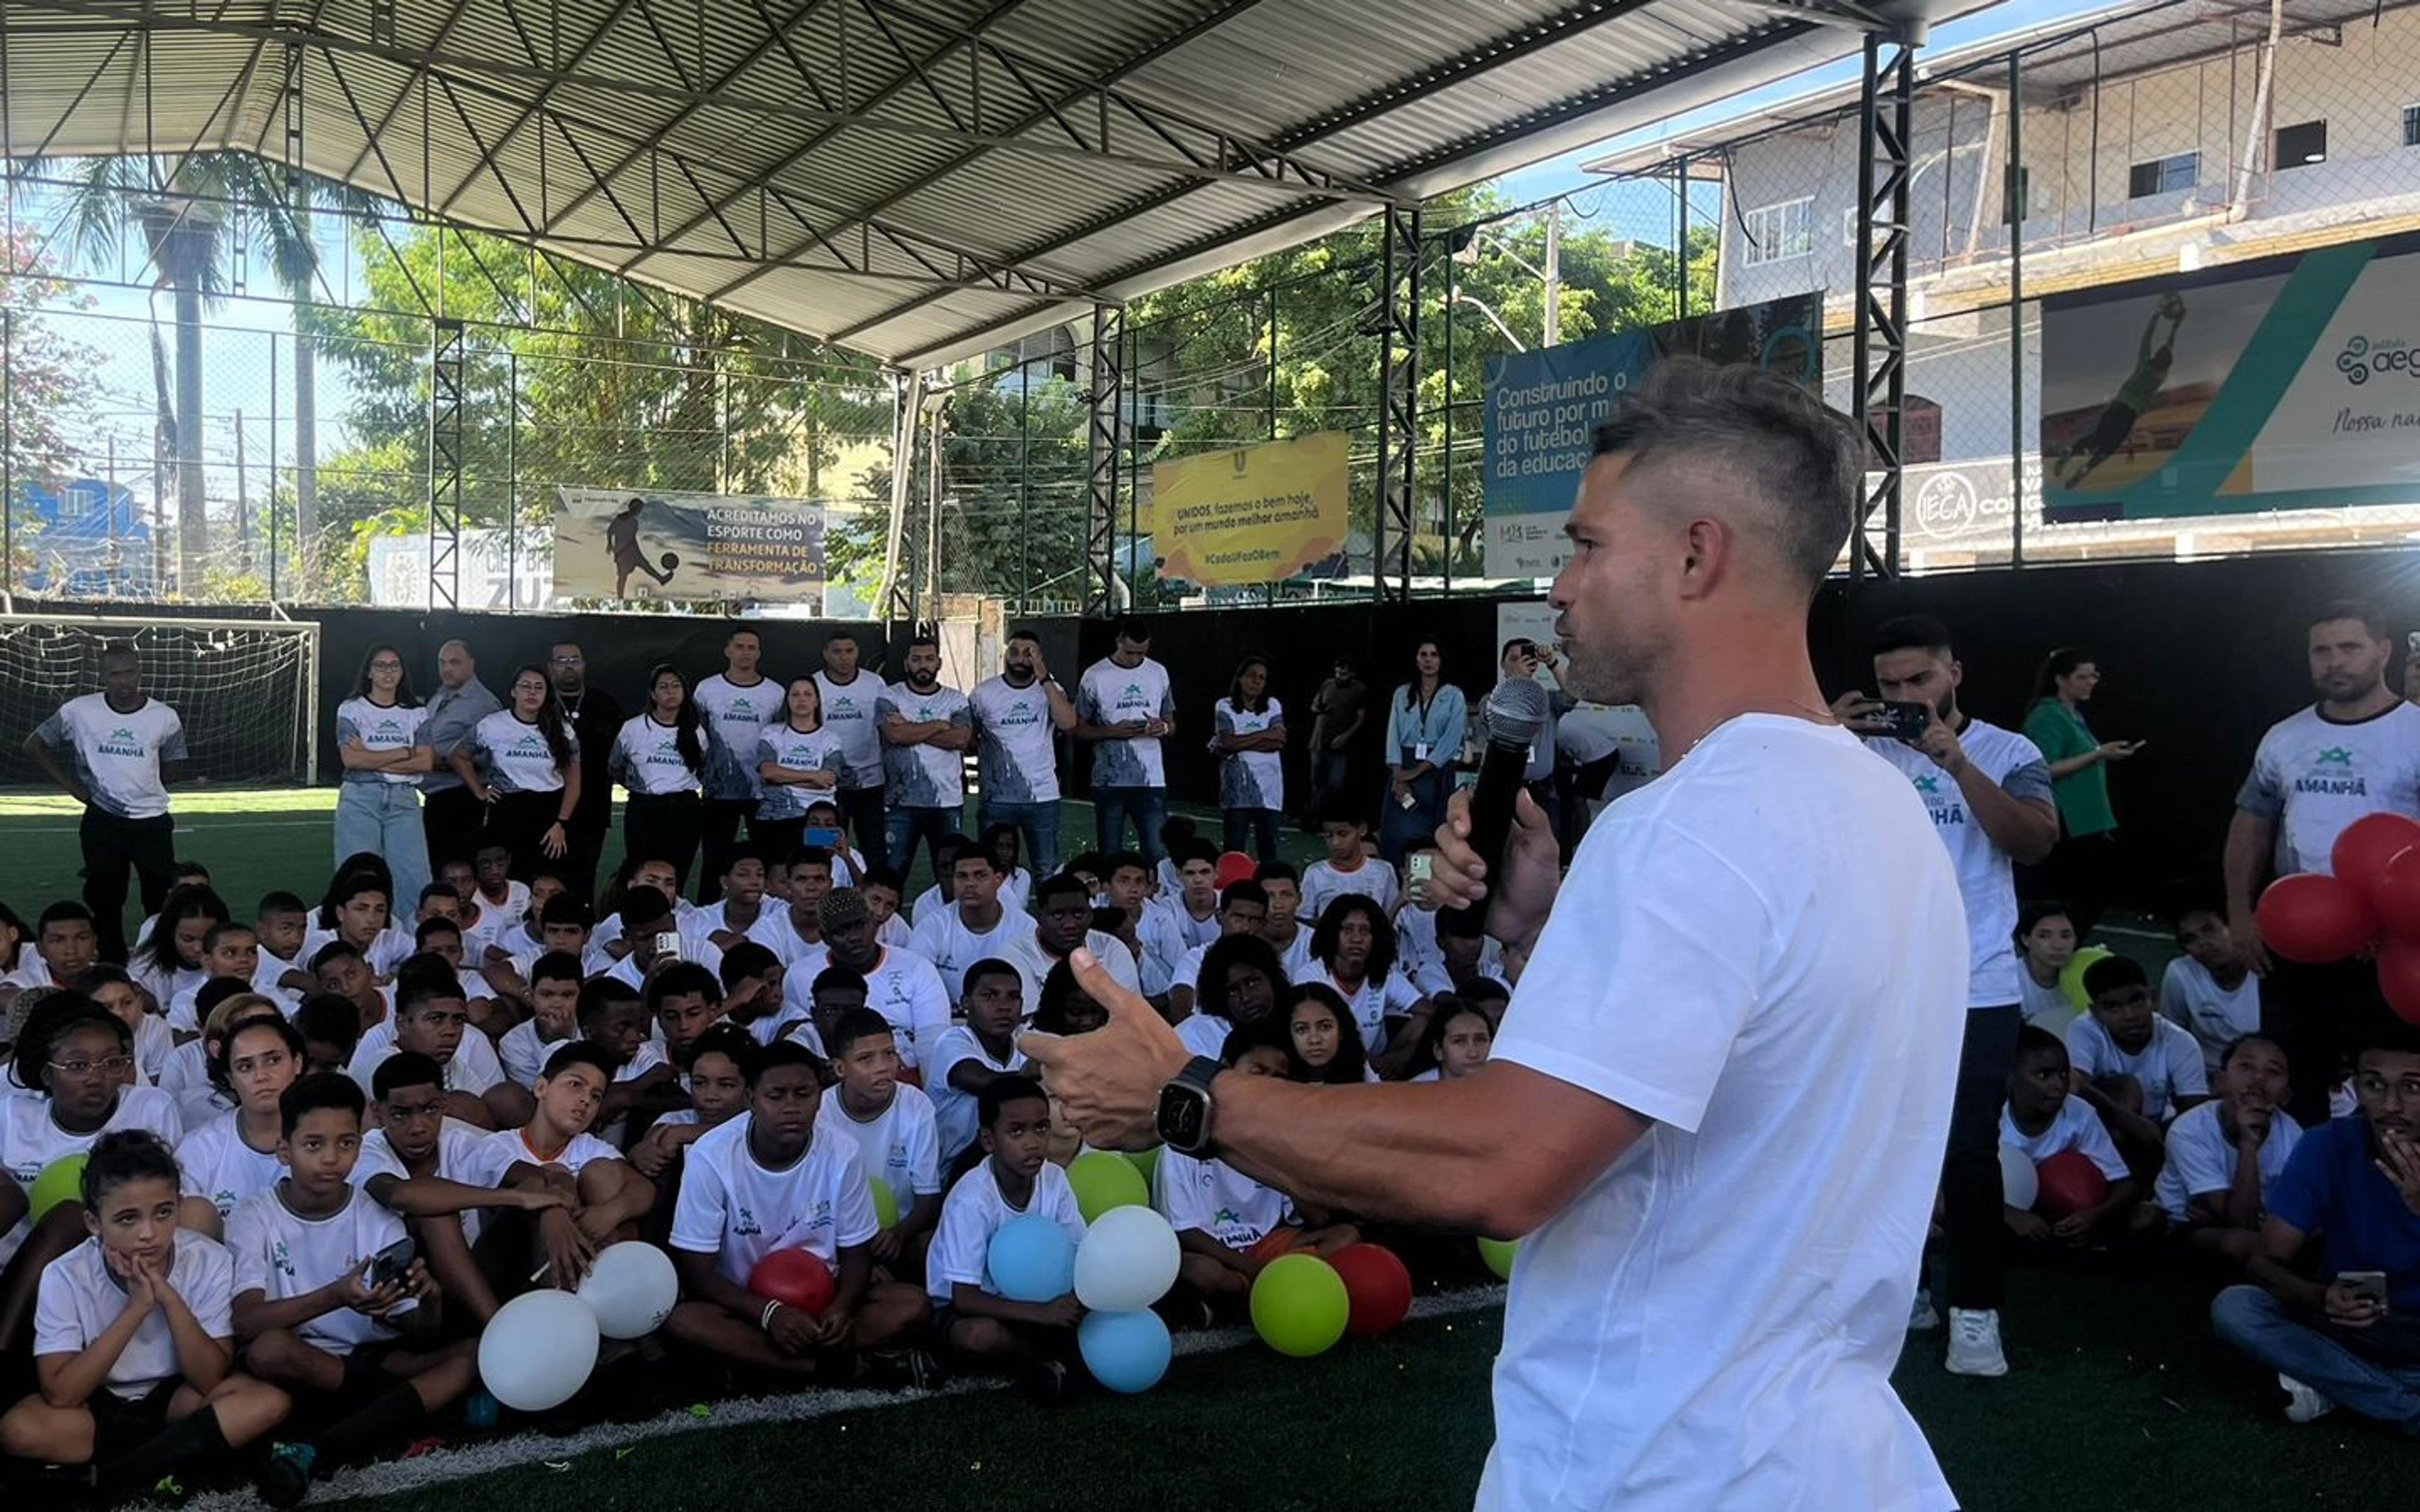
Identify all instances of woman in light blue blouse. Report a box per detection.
[1377,636,1465,866]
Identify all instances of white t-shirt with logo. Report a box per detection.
[175,1114,287,1218]
[814,671,889,790]
[693,674,780,801]
[926,1024,1027,1161]
[969,676,1062,804]
[754,724,847,822]
[908,904,1039,1005]
[2,1087,184,1194]
[1999,1097,2130,1183]
[2155,1102,2303,1224]
[925,1157,1085,1305]
[611,714,705,796]
[1393,907,1502,998]
[1860,720,2053,1008]
[335,698,429,788]
[357,1119,494,1244]
[816,1083,943,1211]
[37,1232,233,1397]
[2159,957,2264,1077]
[1156,1146,1294,1251]
[35,694,187,819]
[498,1020,575,1091]
[1480,716,1964,1512]
[776,946,951,1070]
[1076,656,1175,789]
[2238,702,2420,876]
[668,1114,879,1286]
[1214,697,1284,812]
[876,682,972,809]
[2064,1014,2209,1123]
[1299,859,1400,924]
[463,1127,625,1188]
[463,710,566,794]
[1291,961,1424,1053]
[224,1184,413,1355]
[347,1021,505,1099]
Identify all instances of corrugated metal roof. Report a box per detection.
[5,0,1938,365]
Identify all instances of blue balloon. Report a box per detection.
[985,1214,1076,1303]
[1078,1309,1172,1394]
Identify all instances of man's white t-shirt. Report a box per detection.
[876,682,972,808]
[2063,1015,2209,1123]
[1998,1097,2131,1183]
[668,1114,879,1286]
[37,1231,234,1397]
[926,1024,1027,1161]
[1480,716,1964,1512]
[35,694,187,819]
[357,1119,495,1244]
[224,1184,415,1355]
[814,671,889,791]
[462,1126,625,1188]
[776,946,951,1070]
[2154,1102,2303,1224]
[908,904,1039,1005]
[2237,702,2420,876]
[1299,858,1400,924]
[346,1022,505,1099]
[925,1157,1086,1305]
[969,675,1062,804]
[692,673,780,801]
[2158,958,2264,1078]
[815,1083,943,1211]
[1076,656,1174,789]
[1860,720,2053,1007]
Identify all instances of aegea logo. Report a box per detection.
[2337,335,2420,386]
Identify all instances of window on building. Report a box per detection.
[2275,119,2328,169]
[2402,103,2420,149]
[2126,152,2198,198]
[1741,197,1814,266]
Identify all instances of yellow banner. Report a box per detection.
[1150,432,1349,587]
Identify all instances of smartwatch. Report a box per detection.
[1155,1056,1223,1157]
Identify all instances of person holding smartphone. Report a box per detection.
[2020,648,2141,936]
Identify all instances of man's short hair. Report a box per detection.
[2312,598,2388,641]
[1869,615,1955,662]
[1589,357,1860,592]
[2082,954,2148,999]
[1110,617,1150,644]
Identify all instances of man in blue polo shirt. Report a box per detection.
[2213,1017,2420,1430]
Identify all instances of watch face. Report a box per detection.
[1156,1082,1209,1149]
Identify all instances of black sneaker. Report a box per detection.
[1017,1359,1071,1406]
[256,1443,315,1508]
[906,1348,945,1393]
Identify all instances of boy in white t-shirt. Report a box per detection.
[9,1130,291,1499]
[628,1023,754,1194]
[2002,1028,2140,1248]
[925,1079,1086,1397]
[926,961,1032,1163]
[819,1009,944,1278]
[661,1040,933,1387]
[2066,954,2210,1178]
[2154,1033,2303,1264]
[570,978,679,1141]
[497,951,584,1091]
[226,1074,476,1483]
[2161,907,2264,1080]
[343,963,518,1131]
[1299,813,1401,923]
[466,1043,655,1292]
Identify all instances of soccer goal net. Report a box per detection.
[0,615,320,790]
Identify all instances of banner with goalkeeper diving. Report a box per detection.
[551,487,826,604]
[2042,234,2420,524]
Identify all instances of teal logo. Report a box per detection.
[98,724,146,758]
[2317,747,2354,765]
[1912,774,1940,794]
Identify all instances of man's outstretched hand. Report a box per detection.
[1020,949,1190,1150]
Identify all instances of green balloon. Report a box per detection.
[29,1154,88,1225]
[868,1174,900,1230]
[1477,1235,1519,1281]
[1124,1144,1161,1191]
[1250,1253,1350,1358]
[2059,946,2114,1011]
[1066,1150,1148,1222]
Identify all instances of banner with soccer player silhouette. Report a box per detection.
[551,487,826,604]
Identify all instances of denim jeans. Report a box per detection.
[334,781,430,917]
[1308,749,1350,821]
[2213,1285,2420,1431]
[979,798,1061,885]
[886,804,959,878]
[1093,786,1168,864]
[1376,769,1449,868]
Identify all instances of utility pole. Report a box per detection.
[1543,200,1562,348]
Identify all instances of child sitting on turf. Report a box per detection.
[2013,901,2080,1034]
[662,1040,931,1385]
[803,799,863,886]
[1283,984,1371,1085]
[496,951,583,1090]
[174,1012,305,1237]
[2161,906,2264,1081]
[72,966,175,1088]
[773,965,871,1062]
[253,893,316,1003]
[409,917,502,1036]
[168,923,264,1035]
[290,995,360,1079]
[356,1051,569,1328]
[860,866,914,952]
[2066,954,2209,1179]
[470,1043,655,1290]
[1410,997,1494,1083]
[135,888,230,1034]
[715,941,786,1040]
[31,904,103,1000]
[2,1131,292,1501]
[345,963,512,1130]
[1157,1026,1359,1322]
[308,942,389,1034]
[572,978,678,1141]
[2154,1034,2302,1265]
[928,960,1030,1166]
[1299,810,1399,922]
[226,1074,473,1484]
[2002,1026,2139,1247]
[820,1009,943,1276]
[924,1079,1085,1397]
[648,961,727,1068]
[156,979,260,1125]
[628,1023,753,1188]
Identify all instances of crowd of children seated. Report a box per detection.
[0,811,1517,1501]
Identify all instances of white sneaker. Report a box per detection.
[1945,1309,2008,1377]
[1908,1290,1940,1332]
[2279,1373,2337,1424]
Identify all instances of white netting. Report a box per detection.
[0,616,317,788]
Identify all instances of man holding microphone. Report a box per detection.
[1023,360,1967,1509]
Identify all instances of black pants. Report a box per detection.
[838,786,887,862]
[753,816,807,873]
[422,785,485,872]
[79,808,176,964]
[487,789,562,883]
[625,790,703,894]
[2264,956,2378,1128]
[1939,1004,2021,1312]
[697,797,757,904]
[561,820,608,905]
[2020,830,2121,936]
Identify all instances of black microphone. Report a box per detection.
[1439,677,1550,939]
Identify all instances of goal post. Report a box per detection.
[0,614,321,791]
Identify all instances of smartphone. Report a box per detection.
[362,1235,417,1290]
[1873,701,1933,742]
[654,931,684,962]
[802,826,842,849]
[1405,850,1435,903]
[2341,1270,2390,1309]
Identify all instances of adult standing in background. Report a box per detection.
[612,663,715,891]
[1076,620,1177,864]
[815,629,889,863]
[754,675,845,861]
[693,627,780,903]
[2227,601,2420,1126]
[971,629,1076,884]
[548,641,624,902]
[2021,648,2141,934]
[450,664,581,878]
[332,644,433,913]
[417,639,500,873]
[1213,655,1286,863]
[22,641,188,962]
[878,634,975,876]
[1377,637,1465,867]
[1497,638,1576,835]
[1303,656,1368,829]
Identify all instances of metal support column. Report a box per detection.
[1848,30,1917,586]
[2008,49,2027,570]
[1373,202,1420,604]
[878,368,925,624]
[428,316,466,609]
[1084,304,1125,617]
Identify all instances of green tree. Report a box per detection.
[0,229,108,586]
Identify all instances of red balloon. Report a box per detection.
[2377,849,2420,942]
[1214,851,1258,890]
[2256,874,2378,965]
[2380,939,2420,1027]
[2034,1149,2111,1220]
[2331,813,2420,904]
[1327,1242,1413,1337]
[747,1248,835,1316]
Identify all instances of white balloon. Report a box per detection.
[479,1288,601,1412]
[1073,1205,1182,1313]
[575,1240,681,1340]
[1999,1143,2039,1210]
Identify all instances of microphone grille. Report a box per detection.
[1484,677,1551,746]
